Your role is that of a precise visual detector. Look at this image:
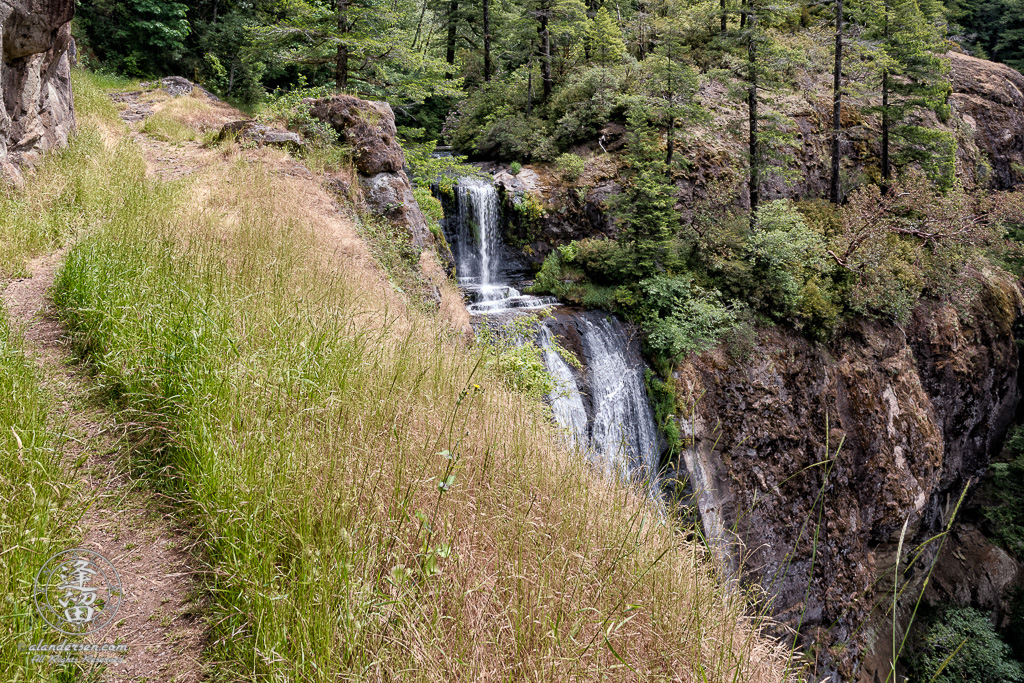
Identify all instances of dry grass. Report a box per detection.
[50,71,798,681]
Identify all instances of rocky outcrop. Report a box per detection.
[949,51,1024,189]
[309,95,432,248]
[309,95,404,175]
[1,0,76,181]
[926,524,1021,625]
[674,273,1024,681]
[218,120,304,150]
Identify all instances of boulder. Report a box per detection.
[308,95,405,175]
[949,51,1024,189]
[219,120,304,150]
[0,0,76,181]
[359,172,432,247]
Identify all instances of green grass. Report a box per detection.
[0,70,137,278]
[0,314,80,680]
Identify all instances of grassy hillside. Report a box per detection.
[0,70,798,680]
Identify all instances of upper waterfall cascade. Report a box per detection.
[443,176,663,488]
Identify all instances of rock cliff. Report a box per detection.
[0,0,76,181]
[309,95,433,248]
[674,273,1024,680]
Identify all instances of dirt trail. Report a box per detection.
[0,113,210,682]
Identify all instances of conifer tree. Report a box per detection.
[865,0,949,190]
[585,6,627,65]
[610,108,678,275]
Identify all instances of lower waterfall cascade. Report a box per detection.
[440,175,664,489]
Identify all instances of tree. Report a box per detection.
[251,0,457,103]
[830,0,844,203]
[585,7,627,65]
[77,0,191,75]
[609,107,679,274]
[864,0,949,191]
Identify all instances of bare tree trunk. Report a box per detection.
[483,0,492,80]
[881,0,890,193]
[538,12,552,100]
[666,116,675,168]
[527,58,534,115]
[830,0,843,204]
[336,0,349,91]
[446,0,459,71]
[721,0,727,33]
[881,69,890,192]
[227,62,236,96]
[748,13,759,225]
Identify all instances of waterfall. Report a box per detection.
[539,312,662,489]
[443,175,664,491]
[445,177,556,314]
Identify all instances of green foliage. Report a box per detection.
[474,312,572,398]
[554,152,586,181]
[634,275,740,362]
[510,161,523,175]
[909,606,1024,683]
[980,426,1024,557]
[584,7,627,66]
[747,200,839,337]
[608,108,678,276]
[77,0,191,75]
[400,132,481,193]
[644,369,681,458]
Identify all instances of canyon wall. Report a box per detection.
[675,274,1024,680]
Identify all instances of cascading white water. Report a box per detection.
[448,177,557,314]
[455,177,502,298]
[539,325,589,447]
[579,314,661,488]
[444,175,663,491]
[538,313,662,489]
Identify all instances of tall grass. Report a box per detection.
[0,70,139,679]
[0,69,141,277]
[0,314,80,679]
[47,70,794,681]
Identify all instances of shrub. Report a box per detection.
[981,426,1024,556]
[635,275,739,362]
[510,161,522,175]
[555,153,586,182]
[909,606,1023,683]
[747,200,840,338]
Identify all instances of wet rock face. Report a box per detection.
[0,0,76,181]
[949,52,1024,190]
[676,275,1024,680]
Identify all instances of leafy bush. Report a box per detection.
[635,275,739,362]
[510,161,522,175]
[747,200,840,338]
[909,606,1023,683]
[555,153,586,181]
[548,66,628,148]
[981,427,1024,557]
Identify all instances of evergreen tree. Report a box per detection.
[865,0,950,190]
[609,108,678,275]
[250,0,456,102]
[585,7,627,65]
